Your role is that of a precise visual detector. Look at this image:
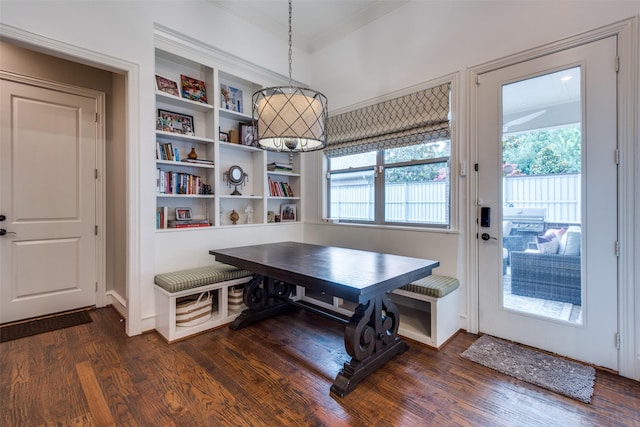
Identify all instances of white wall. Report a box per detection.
[311,1,640,110]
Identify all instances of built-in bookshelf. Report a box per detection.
[155,49,216,230]
[154,47,302,231]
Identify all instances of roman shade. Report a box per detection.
[325,82,450,157]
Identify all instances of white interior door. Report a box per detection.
[477,36,618,370]
[0,75,98,323]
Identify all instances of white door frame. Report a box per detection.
[468,18,638,380]
[0,23,143,337]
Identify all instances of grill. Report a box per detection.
[503,207,546,233]
[503,207,546,253]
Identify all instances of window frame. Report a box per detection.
[322,74,458,232]
[326,145,452,229]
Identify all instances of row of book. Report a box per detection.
[268,177,294,197]
[267,162,293,172]
[157,169,206,195]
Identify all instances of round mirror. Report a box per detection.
[228,165,244,185]
[225,165,248,195]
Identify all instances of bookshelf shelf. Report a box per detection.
[156,91,214,112]
[267,170,300,177]
[156,131,214,145]
[157,194,215,199]
[156,160,215,169]
[219,108,253,122]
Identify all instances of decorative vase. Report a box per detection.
[188,147,198,159]
[230,210,239,225]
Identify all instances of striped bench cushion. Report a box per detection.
[154,262,253,293]
[399,275,459,298]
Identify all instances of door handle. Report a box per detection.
[0,229,16,237]
[0,215,5,221]
[481,233,497,241]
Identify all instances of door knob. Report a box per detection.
[481,233,497,241]
[0,215,5,221]
[0,229,16,237]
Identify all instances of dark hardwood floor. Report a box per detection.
[1,307,638,426]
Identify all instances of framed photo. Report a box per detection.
[280,204,296,222]
[175,207,192,221]
[181,75,207,103]
[220,84,243,112]
[240,123,256,146]
[158,109,194,135]
[219,131,229,142]
[155,75,180,97]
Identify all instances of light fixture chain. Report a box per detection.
[288,0,293,86]
[252,0,327,152]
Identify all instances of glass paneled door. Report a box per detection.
[501,66,583,322]
[476,36,618,370]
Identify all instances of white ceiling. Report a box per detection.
[209,0,408,53]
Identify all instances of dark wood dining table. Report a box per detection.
[210,241,439,397]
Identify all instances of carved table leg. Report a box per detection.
[229,275,296,330]
[330,293,408,397]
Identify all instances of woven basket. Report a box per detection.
[176,291,212,327]
[228,286,244,312]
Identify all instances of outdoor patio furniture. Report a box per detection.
[509,226,582,305]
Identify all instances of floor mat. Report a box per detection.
[0,311,93,343]
[461,334,595,403]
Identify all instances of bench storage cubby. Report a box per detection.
[302,274,461,350]
[154,263,253,342]
[390,275,461,349]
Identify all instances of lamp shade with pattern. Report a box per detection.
[253,86,327,152]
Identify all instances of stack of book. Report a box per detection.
[181,158,214,166]
[168,219,210,229]
[267,162,293,172]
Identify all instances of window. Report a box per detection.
[325,82,452,228]
[328,140,450,227]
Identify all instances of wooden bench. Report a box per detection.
[154,262,253,342]
[390,275,460,349]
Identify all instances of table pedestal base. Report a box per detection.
[229,275,296,330]
[331,293,407,397]
[230,276,407,397]
[331,338,408,397]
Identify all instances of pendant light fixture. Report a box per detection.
[252,0,328,152]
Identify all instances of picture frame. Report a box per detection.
[175,207,192,221]
[280,204,296,222]
[240,123,256,146]
[158,109,194,135]
[219,131,229,142]
[181,74,207,103]
[220,84,243,112]
[155,75,180,97]
[267,211,275,223]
